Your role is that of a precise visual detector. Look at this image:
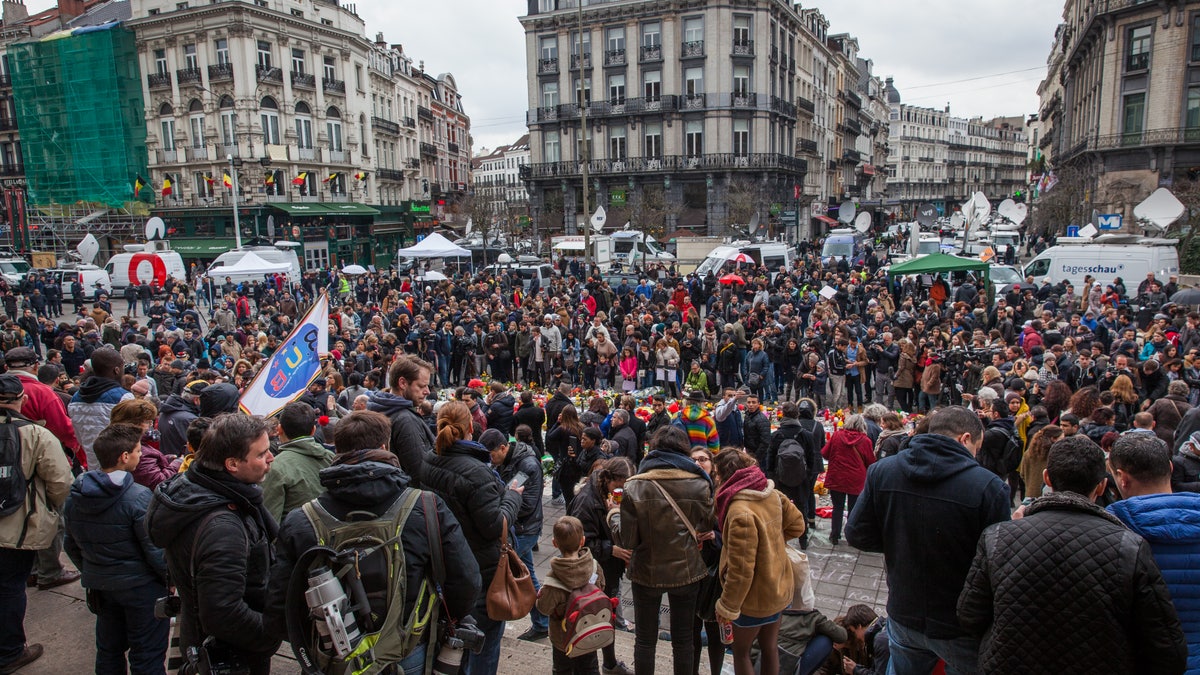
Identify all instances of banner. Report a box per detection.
[238,293,330,417]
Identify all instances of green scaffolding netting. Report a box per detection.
[10,25,148,208]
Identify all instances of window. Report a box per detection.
[541,81,559,108]
[153,49,167,75]
[1127,25,1151,71]
[1192,14,1200,62]
[291,48,305,74]
[608,73,625,104]
[573,77,591,105]
[183,44,197,70]
[606,26,625,52]
[609,125,626,160]
[684,17,703,43]
[215,38,229,66]
[256,41,271,69]
[304,247,329,271]
[219,95,236,147]
[642,22,661,48]
[290,8,302,17]
[540,35,558,60]
[355,65,363,90]
[733,119,749,155]
[159,103,176,148]
[260,97,280,146]
[685,66,704,96]
[733,15,751,44]
[643,70,661,100]
[327,107,343,152]
[544,130,560,162]
[644,122,662,157]
[1188,87,1200,131]
[1122,92,1145,139]
[195,171,212,199]
[685,120,703,156]
[295,101,313,149]
[188,99,204,149]
[323,56,336,81]
[570,30,591,57]
[733,66,750,95]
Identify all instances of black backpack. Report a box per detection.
[0,412,32,518]
[999,428,1023,475]
[776,439,808,487]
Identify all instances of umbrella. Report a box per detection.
[1002,282,1036,294]
[342,264,367,275]
[732,253,754,264]
[719,273,746,285]
[1171,288,1200,305]
[417,270,448,281]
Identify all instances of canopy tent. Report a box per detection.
[886,252,990,277]
[398,232,470,258]
[206,251,291,277]
[552,240,585,251]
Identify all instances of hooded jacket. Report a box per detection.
[846,433,1010,639]
[261,436,334,522]
[977,416,1017,478]
[146,467,281,660]
[0,414,72,550]
[158,394,198,457]
[674,404,719,451]
[716,481,806,620]
[198,383,240,418]
[133,443,180,491]
[64,470,167,590]
[821,428,875,495]
[494,440,544,538]
[958,491,1187,675]
[1109,492,1200,674]
[265,462,481,640]
[369,392,435,485]
[742,408,772,459]
[485,392,516,436]
[68,376,133,469]
[535,547,607,653]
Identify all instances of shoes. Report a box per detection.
[516,628,548,642]
[658,630,672,642]
[551,496,565,506]
[0,644,43,674]
[602,661,633,675]
[830,536,840,546]
[37,569,80,590]
[614,620,635,633]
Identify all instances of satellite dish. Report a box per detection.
[1078,224,1098,239]
[916,203,937,228]
[266,215,276,240]
[748,212,761,235]
[144,216,165,241]
[622,221,632,231]
[949,213,966,230]
[997,199,1017,221]
[590,205,607,232]
[972,192,991,221]
[1010,202,1028,225]
[496,253,514,265]
[465,218,474,236]
[838,201,857,225]
[76,234,99,265]
[854,211,872,233]
[1135,188,1186,231]
[1090,209,1101,228]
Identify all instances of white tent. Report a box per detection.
[552,240,585,251]
[206,251,292,277]
[399,232,471,258]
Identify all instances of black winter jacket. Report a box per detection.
[958,491,1187,675]
[846,433,1010,640]
[421,440,521,584]
[768,419,813,483]
[486,393,516,436]
[742,409,772,459]
[545,391,573,428]
[1172,451,1200,494]
[64,470,167,590]
[265,462,481,639]
[977,417,1017,477]
[495,441,544,538]
[369,392,436,485]
[569,471,625,582]
[513,403,546,456]
[146,467,281,660]
[157,394,198,457]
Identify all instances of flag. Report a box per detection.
[323,172,339,184]
[223,172,233,189]
[204,174,215,187]
[264,171,275,186]
[134,175,146,197]
[354,171,367,181]
[238,293,330,417]
[161,177,172,197]
[292,172,307,186]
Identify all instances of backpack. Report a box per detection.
[286,488,439,675]
[543,560,618,657]
[776,438,809,488]
[999,428,1022,475]
[0,412,32,519]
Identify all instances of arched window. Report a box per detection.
[295,101,313,154]
[326,106,343,153]
[260,97,280,145]
[187,99,204,149]
[219,95,236,148]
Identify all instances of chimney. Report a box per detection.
[2,0,27,25]
[57,0,84,20]
[375,31,385,46]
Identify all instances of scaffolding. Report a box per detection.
[10,23,149,209]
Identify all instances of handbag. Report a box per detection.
[486,517,536,621]
[648,480,721,621]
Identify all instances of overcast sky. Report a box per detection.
[30,0,1065,152]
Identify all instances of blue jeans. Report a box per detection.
[0,548,35,667]
[462,598,504,675]
[94,582,170,675]
[398,643,427,675]
[797,634,834,675]
[918,391,938,413]
[516,533,549,632]
[887,617,980,675]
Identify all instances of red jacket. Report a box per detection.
[582,295,597,316]
[1021,325,1043,358]
[13,370,83,467]
[821,428,875,495]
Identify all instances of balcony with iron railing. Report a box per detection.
[0,118,16,132]
[844,90,862,110]
[770,96,796,119]
[680,40,705,59]
[604,49,626,67]
[377,168,404,181]
[406,157,420,169]
[841,117,863,136]
[255,65,283,83]
[797,96,815,114]
[523,153,807,180]
[796,138,818,154]
[447,141,460,154]
[147,72,172,89]
[208,63,233,82]
[420,141,437,156]
[732,39,754,57]
[538,57,559,75]
[403,117,416,129]
[176,67,201,85]
[186,145,211,161]
[322,78,346,94]
[297,146,317,161]
[570,53,592,69]
[0,74,11,89]
[640,44,662,62]
[731,91,757,108]
[372,116,401,135]
[0,163,24,176]
[842,148,862,163]
[291,71,316,89]
[769,46,779,64]
[417,105,433,121]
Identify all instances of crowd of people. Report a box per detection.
[1,233,1200,675]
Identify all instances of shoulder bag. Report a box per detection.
[486,516,536,621]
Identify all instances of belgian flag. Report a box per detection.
[161,176,172,197]
[292,172,307,186]
[264,171,275,187]
[134,175,147,197]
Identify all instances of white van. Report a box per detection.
[1023,235,1179,288]
[820,228,870,265]
[488,262,557,291]
[695,242,794,279]
[105,241,187,291]
[44,266,112,295]
[609,230,676,266]
[207,242,303,285]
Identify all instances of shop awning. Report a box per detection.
[169,237,237,256]
[814,215,838,225]
[270,203,331,216]
[320,202,380,216]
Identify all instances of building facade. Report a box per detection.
[1036,0,1200,230]
[473,134,531,217]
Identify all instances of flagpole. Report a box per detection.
[228,154,243,250]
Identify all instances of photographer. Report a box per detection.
[871,331,900,409]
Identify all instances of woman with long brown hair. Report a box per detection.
[1019,425,1063,498]
[1067,386,1103,423]
[547,404,587,507]
[1108,374,1141,431]
[421,400,523,674]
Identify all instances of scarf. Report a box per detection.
[190,465,280,541]
[714,465,769,530]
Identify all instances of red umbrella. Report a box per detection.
[732,253,754,263]
[719,273,746,285]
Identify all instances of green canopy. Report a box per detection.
[886,252,990,276]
